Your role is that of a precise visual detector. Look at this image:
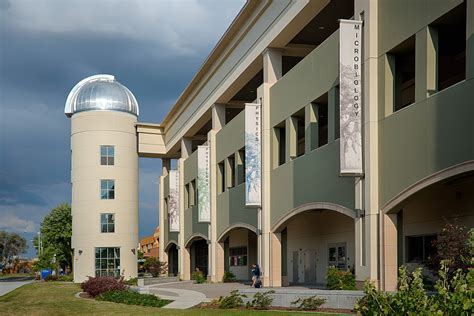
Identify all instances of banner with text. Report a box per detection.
[339,19,363,175]
[197,145,210,222]
[168,169,180,232]
[245,103,262,207]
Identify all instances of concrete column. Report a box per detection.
[181,138,192,159]
[212,104,226,131]
[355,0,379,287]
[269,232,282,287]
[466,0,474,79]
[208,129,219,282]
[305,103,318,152]
[285,116,297,161]
[182,246,191,281]
[215,241,225,283]
[416,26,438,101]
[382,213,398,291]
[261,48,282,286]
[162,158,170,177]
[328,86,337,143]
[159,175,166,264]
[178,157,188,280]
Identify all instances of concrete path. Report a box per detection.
[150,281,250,299]
[139,282,206,309]
[0,277,35,297]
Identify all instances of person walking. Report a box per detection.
[251,264,261,288]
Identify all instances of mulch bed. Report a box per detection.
[78,292,94,299]
[194,302,353,314]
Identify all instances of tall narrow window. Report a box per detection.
[190,180,196,206]
[95,247,120,277]
[227,155,235,189]
[274,121,286,166]
[100,180,115,200]
[100,213,115,233]
[218,161,225,193]
[100,145,114,165]
[390,36,416,112]
[433,2,466,92]
[237,149,245,185]
[318,103,328,146]
[185,184,190,208]
[295,109,305,157]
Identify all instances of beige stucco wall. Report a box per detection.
[71,111,138,282]
[285,211,355,285]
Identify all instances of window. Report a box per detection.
[185,184,190,209]
[274,121,286,166]
[229,246,247,267]
[227,155,235,189]
[190,180,196,206]
[100,145,114,165]
[406,234,437,263]
[433,2,466,92]
[295,110,305,157]
[389,36,416,111]
[100,213,115,233]
[318,103,328,146]
[218,161,225,193]
[101,180,115,199]
[237,149,245,185]
[328,243,347,270]
[95,247,120,277]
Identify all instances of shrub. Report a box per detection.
[326,266,356,290]
[44,275,58,282]
[291,295,326,310]
[58,275,73,282]
[124,277,138,286]
[428,223,473,274]
[354,263,474,315]
[80,276,127,297]
[143,257,167,277]
[222,270,236,283]
[192,270,206,284]
[97,290,171,307]
[246,290,275,310]
[217,290,247,309]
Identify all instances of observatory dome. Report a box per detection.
[65,74,139,117]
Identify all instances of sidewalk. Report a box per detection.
[0,279,34,297]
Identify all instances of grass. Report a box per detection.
[0,273,34,279]
[0,282,343,315]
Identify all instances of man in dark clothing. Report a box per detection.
[251,264,261,287]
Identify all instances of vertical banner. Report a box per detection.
[339,19,363,175]
[197,145,210,222]
[245,103,261,207]
[168,169,180,232]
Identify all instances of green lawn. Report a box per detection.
[0,282,344,315]
[0,273,34,279]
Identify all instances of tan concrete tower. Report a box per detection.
[65,75,139,282]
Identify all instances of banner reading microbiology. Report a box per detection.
[168,169,180,232]
[197,145,210,222]
[339,19,363,175]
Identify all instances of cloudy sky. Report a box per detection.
[0,0,245,258]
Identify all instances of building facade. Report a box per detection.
[66,75,139,282]
[68,0,474,289]
[139,227,160,258]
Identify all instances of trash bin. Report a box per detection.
[40,269,52,280]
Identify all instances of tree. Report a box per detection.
[0,231,28,266]
[35,203,72,271]
[143,257,167,277]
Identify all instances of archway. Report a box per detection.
[217,223,258,282]
[165,241,179,277]
[185,234,209,277]
[381,162,474,290]
[272,203,356,287]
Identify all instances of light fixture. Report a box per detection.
[131,249,136,255]
[78,250,83,255]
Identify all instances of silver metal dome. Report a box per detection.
[65,74,139,117]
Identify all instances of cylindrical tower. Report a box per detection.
[65,75,139,282]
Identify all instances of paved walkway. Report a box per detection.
[139,281,250,309]
[0,277,35,297]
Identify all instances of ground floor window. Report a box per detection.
[406,234,437,263]
[328,243,347,270]
[229,246,247,266]
[95,247,120,277]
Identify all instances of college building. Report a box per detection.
[66,0,474,289]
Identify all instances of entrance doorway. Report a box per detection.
[328,242,347,270]
[167,244,178,276]
[292,249,317,285]
[191,239,208,276]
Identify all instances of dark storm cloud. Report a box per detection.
[0,0,245,257]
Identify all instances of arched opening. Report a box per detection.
[165,242,179,277]
[218,224,258,282]
[273,204,356,287]
[382,163,474,290]
[185,235,209,277]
